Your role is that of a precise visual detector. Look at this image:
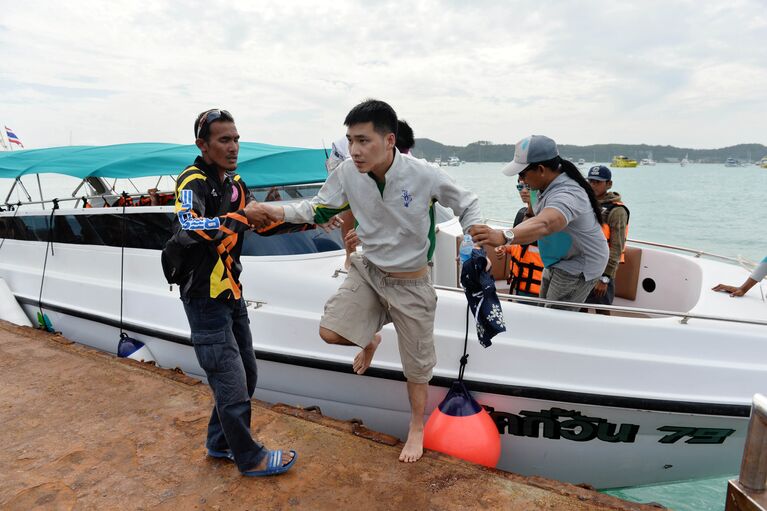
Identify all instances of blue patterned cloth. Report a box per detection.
[460,247,506,347]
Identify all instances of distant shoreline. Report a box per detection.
[412,138,767,165]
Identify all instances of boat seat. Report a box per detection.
[489,249,511,283]
[614,246,642,301]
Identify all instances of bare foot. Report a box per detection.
[352,333,381,375]
[399,427,424,463]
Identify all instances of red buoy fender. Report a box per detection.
[423,381,501,467]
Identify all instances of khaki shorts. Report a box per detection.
[320,253,438,383]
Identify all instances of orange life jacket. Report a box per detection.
[112,195,135,207]
[600,201,630,263]
[153,192,176,206]
[507,243,544,296]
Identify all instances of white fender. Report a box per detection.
[0,278,32,327]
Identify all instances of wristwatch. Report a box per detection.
[502,229,515,244]
[599,275,610,284]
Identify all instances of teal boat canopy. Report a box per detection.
[0,143,329,188]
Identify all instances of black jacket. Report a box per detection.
[172,156,254,300]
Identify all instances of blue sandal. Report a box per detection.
[242,449,297,477]
[207,448,234,461]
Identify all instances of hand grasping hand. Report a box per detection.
[244,201,282,228]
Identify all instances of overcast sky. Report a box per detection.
[1,0,765,150]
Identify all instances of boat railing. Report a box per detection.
[2,191,160,210]
[484,218,749,266]
[726,394,767,510]
[624,238,749,265]
[2,179,330,210]
[331,267,767,327]
[437,284,767,327]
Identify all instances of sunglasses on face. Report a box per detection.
[519,164,537,180]
[516,183,529,191]
[196,109,231,139]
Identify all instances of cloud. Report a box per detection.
[0,0,765,149]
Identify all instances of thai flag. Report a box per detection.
[5,126,23,148]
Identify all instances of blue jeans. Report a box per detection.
[585,279,615,306]
[182,296,264,472]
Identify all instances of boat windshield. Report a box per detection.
[0,210,343,257]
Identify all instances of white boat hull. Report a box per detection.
[12,302,750,488]
[1,209,765,488]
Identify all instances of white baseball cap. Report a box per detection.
[501,135,560,176]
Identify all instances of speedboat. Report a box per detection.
[611,156,638,168]
[1,143,765,489]
[640,152,657,166]
[760,157,767,169]
[725,157,742,167]
[447,156,461,166]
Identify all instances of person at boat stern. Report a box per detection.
[584,165,629,314]
[259,99,482,463]
[472,135,608,309]
[713,256,767,297]
[165,109,296,477]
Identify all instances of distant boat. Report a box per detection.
[577,158,586,166]
[447,156,461,166]
[724,157,741,168]
[759,157,767,169]
[680,154,690,167]
[611,155,638,168]
[434,157,443,166]
[640,152,657,166]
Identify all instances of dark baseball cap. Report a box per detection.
[501,135,559,176]
[587,165,611,181]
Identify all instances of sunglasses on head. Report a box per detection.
[196,109,231,139]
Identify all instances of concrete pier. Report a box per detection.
[0,321,663,510]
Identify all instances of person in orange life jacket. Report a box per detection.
[494,177,543,297]
[584,165,629,314]
[173,109,295,477]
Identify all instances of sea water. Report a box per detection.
[443,161,766,511]
[444,162,766,263]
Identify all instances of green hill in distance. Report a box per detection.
[411,139,767,164]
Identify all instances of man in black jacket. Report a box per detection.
[170,109,296,476]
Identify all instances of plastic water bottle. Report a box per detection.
[459,234,473,264]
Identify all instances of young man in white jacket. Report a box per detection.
[262,99,481,463]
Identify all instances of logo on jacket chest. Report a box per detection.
[401,190,413,207]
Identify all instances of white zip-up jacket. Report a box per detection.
[283,150,482,272]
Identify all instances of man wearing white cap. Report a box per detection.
[472,135,608,308]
